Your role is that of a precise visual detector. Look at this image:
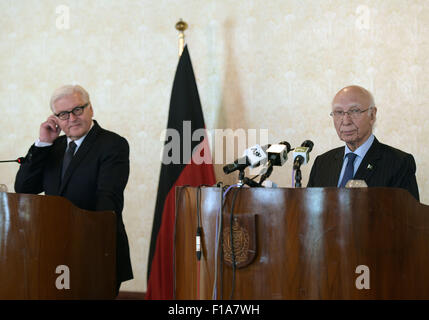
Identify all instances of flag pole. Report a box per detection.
[175,19,188,57]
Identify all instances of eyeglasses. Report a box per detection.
[55,103,89,120]
[330,107,372,119]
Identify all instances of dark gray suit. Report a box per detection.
[15,120,133,286]
[307,137,419,201]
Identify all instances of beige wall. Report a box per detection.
[1,0,428,292]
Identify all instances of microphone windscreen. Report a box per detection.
[279,141,292,153]
[301,140,314,152]
[223,163,237,174]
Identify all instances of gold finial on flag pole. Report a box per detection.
[175,19,188,56]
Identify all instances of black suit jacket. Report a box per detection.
[307,137,419,201]
[15,120,133,284]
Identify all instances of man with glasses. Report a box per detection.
[15,84,133,296]
[307,85,419,201]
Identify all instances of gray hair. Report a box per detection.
[50,85,90,111]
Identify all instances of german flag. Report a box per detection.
[146,46,216,299]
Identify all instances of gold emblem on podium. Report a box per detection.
[222,214,257,268]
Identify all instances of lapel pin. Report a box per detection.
[367,164,373,170]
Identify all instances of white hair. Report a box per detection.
[50,85,90,111]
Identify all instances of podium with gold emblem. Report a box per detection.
[174,186,429,299]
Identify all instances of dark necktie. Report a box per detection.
[339,153,358,187]
[62,141,77,179]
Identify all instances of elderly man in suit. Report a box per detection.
[307,85,419,201]
[15,85,133,295]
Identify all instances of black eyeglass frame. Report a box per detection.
[54,103,89,120]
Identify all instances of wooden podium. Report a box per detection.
[0,192,116,299]
[174,186,429,299]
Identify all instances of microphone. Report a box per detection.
[266,141,292,166]
[223,144,270,174]
[258,141,292,185]
[0,157,25,164]
[293,140,314,170]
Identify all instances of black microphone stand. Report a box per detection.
[238,169,261,188]
[293,156,304,188]
[242,177,260,188]
[238,169,245,186]
[258,162,273,186]
[294,167,302,187]
[0,158,24,164]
